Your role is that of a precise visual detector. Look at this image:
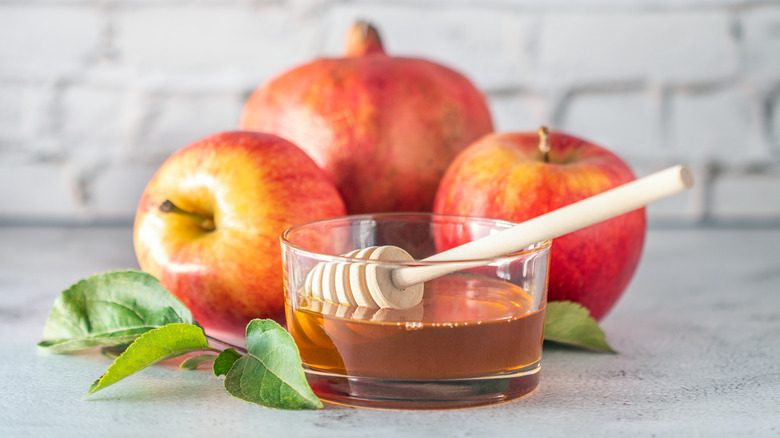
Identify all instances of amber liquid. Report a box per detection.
[287,274,545,383]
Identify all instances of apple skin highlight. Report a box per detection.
[434,130,646,321]
[133,131,346,338]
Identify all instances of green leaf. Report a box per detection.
[87,323,211,396]
[100,344,131,360]
[180,354,218,370]
[39,271,195,353]
[223,319,322,410]
[544,301,616,353]
[213,348,242,377]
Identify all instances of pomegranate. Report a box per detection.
[240,21,494,214]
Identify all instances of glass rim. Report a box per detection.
[280,212,552,266]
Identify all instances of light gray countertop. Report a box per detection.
[0,226,778,437]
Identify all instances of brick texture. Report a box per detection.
[1,1,779,226]
[0,163,80,220]
[87,164,158,219]
[134,92,244,161]
[487,93,550,132]
[115,5,321,88]
[58,85,128,156]
[0,6,102,70]
[0,84,25,145]
[325,4,534,91]
[671,88,765,164]
[537,12,737,83]
[742,6,780,86]
[560,90,663,159]
[711,170,780,219]
[773,93,780,155]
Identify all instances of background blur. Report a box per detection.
[1,0,779,227]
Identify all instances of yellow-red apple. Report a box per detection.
[133,131,346,339]
[433,128,646,320]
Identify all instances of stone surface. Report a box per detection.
[0,226,777,435]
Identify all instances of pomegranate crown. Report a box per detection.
[345,20,386,57]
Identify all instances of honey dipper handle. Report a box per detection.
[391,165,694,289]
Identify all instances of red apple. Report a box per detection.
[240,21,493,214]
[433,128,646,320]
[133,131,346,339]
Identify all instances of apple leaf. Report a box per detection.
[180,354,218,370]
[213,348,242,377]
[87,323,212,396]
[223,319,322,410]
[39,271,195,353]
[544,301,616,353]
[100,343,131,360]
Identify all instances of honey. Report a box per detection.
[286,273,545,407]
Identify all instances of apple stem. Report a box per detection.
[159,200,216,232]
[538,126,550,163]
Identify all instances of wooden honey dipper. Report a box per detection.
[303,165,694,310]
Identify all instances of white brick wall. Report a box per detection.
[0,163,81,220]
[773,94,780,150]
[671,87,766,163]
[135,92,244,161]
[560,89,664,158]
[89,164,158,220]
[0,5,102,69]
[489,92,549,133]
[742,6,780,87]
[711,170,780,220]
[115,5,320,83]
[1,0,779,226]
[324,4,534,91]
[538,12,738,83]
[0,84,25,143]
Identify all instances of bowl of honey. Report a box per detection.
[281,213,551,409]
